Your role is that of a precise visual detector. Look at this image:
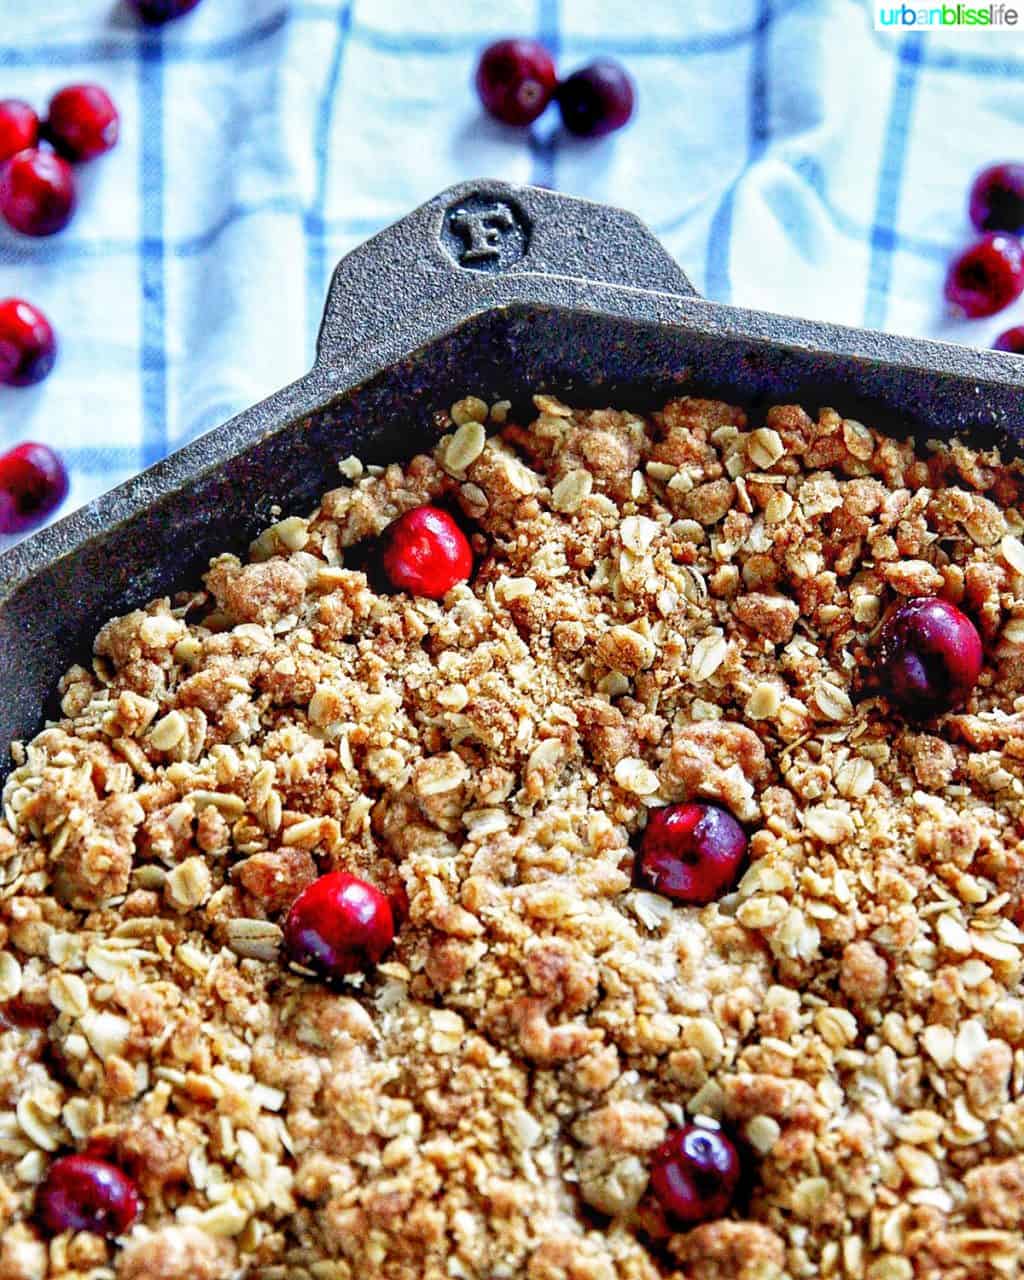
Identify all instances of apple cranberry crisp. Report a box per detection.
[1,393,1024,1280]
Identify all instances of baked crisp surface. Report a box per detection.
[2,394,1024,1279]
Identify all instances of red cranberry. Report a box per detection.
[944,233,1024,318]
[389,881,410,927]
[556,60,635,138]
[47,85,119,161]
[36,1155,140,1237]
[878,597,983,716]
[0,100,39,165]
[0,997,53,1031]
[0,149,76,237]
[969,163,1024,235]
[994,325,1024,354]
[475,39,558,126]
[284,872,395,981]
[650,1125,741,1224]
[0,443,69,534]
[382,505,473,599]
[128,0,202,21]
[636,803,746,906]
[0,299,57,387]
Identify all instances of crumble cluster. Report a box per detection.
[1,393,1024,1280]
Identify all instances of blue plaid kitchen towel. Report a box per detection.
[1,0,1024,536]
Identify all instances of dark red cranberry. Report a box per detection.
[994,325,1024,354]
[0,997,53,1031]
[475,38,558,126]
[284,872,395,981]
[650,1125,741,1224]
[0,149,76,237]
[47,85,119,161]
[636,803,746,905]
[389,881,410,927]
[36,1155,140,1237]
[128,0,202,22]
[944,233,1024,318]
[556,60,635,138]
[0,100,39,165]
[969,163,1024,235]
[0,443,69,534]
[878,597,983,716]
[81,1137,117,1162]
[0,299,57,387]
[382,505,473,599]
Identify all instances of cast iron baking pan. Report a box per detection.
[2,178,1024,768]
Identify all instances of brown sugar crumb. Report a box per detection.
[117,1225,237,1279]
[733,591,800,644]
[839,939,890,1006]
[964,1155,1024,1229]
[669,1219,786,1280]
[3,392,1024,1278]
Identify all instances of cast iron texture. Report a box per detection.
[2,178,1024,763]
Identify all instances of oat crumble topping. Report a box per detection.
[2,393,1024,1279]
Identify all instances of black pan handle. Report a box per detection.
[315,179,699,370]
